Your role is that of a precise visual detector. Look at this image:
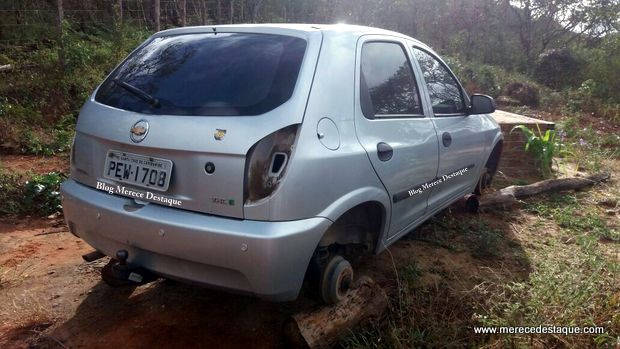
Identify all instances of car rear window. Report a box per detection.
[95,33,307,116]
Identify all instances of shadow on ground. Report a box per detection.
[46,280,300,349]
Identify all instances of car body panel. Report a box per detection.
[353,35,440,237]
[71,27,322,219]
[62,179,330,300]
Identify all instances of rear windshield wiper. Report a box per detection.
[112,78,160,108]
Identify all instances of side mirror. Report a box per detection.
[468,94,496,115]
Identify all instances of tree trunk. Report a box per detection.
[230,0,234,24]
[179,0,186,26]
[217,0,222,24]
[251,0,264,23]
[201,0,208,25]
[284,277,388,349]
[56,0,64,70]
[480,172,610,208]
[114,0,123,25]
[153,0,161,31]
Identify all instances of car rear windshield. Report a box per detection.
[95,32,307,116]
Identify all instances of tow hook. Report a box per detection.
[101,249,157,287]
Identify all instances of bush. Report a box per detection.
[0,170,65,216]
[535,49,584,89]
[23,172,65,215]
[447,57,542,99]
[579,34,620,103]
[0,170,25,215]
[503,82,540,107]
[0,22,149,155]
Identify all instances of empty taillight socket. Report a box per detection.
[205,162,215,174]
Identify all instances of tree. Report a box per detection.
[507,0,620,64]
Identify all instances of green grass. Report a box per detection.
[528,193,619,243]
[342,189,619,348]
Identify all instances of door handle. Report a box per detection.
[442,132,452,147]
[377,142,393,161]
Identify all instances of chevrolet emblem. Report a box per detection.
[130,120,149,143]
[131,126,146,136]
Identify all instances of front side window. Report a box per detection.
[412,48,466,115]
[95,33,307,116]
[360,42,422,118]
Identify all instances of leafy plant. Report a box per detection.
[23,172,65,215]
[0,169,25,215]
[0,170,65,216]
[511,124,557,177]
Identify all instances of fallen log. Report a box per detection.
[285,276,388,349]
[0,64,12,72]
[480,172,610,208]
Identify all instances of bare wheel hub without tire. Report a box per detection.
[320,255,354,304]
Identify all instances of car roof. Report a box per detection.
[154,23,430,50]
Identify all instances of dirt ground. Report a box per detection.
[0,212,317,349]
[0,209,507,349]
[0,155,618,348]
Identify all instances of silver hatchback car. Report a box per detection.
[61,24,503,303]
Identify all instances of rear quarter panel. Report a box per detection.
[265,30,391,225]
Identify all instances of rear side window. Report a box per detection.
[95,33,307,116]
[412,48,466,115]
[360,42,422,118]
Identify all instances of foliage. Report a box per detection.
[0,23,149,155]
[535,49,584,89]
[0,170,65,216]
[0,1,618,155]
[503,82,540,107]
[0,169,24,215]
[580,33,620,104]
[511,124,557,177]
[23,172,65,216]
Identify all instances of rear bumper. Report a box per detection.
[60,179,330,301]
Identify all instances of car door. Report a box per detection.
[354,37,439,238]
[411,46,486,211]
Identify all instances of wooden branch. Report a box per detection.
[480,172,610,208]
[285,277,388,349]
[0,64,12,72]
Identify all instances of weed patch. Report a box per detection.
[0,169,65,216]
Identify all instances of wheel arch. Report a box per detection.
[316,187,390,253]
[487,139,503,175]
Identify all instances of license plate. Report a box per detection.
[103,150,173,191]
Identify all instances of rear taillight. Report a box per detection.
[244,124,299,203]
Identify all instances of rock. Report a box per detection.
[502,82,540,107]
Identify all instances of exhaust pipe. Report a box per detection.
[82,250,106,262]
